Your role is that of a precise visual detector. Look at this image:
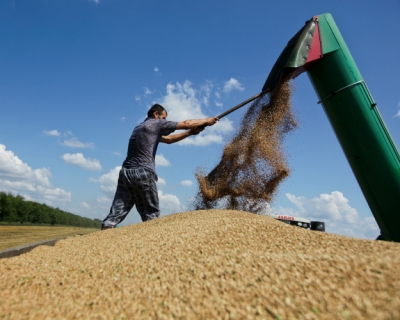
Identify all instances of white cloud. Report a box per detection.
[144,87,153,95]
[135,96,141,102]
[286,191,358,223]
[91,0,99,4]
[61,153,102,171]
[154,67,159,72]
[113,151,122,156]
[155,154,171,166]
[81,202,90,209]
[158,190,181,215]
[156,80,234,146]
[97,195,110,204]
[181,180,193,187]
[223,78,244,93]
[44,130,60,136]
[157,177,166,187]
[274,191,379,239]
[395,101,400,118]
[61,138,95,149]
[98,166,121,196]
[215,101,223,107]
[177,133,223,146]
[0,144,71,206]
[120,116,126,121]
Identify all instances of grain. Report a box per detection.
[194,72,296,212]
[0,210,399,319]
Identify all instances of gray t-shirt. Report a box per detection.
[122,117,178,174]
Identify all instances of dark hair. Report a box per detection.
[147,104,167,118]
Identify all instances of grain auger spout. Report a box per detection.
[264,13,400,242]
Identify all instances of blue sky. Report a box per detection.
[1,0,399,239]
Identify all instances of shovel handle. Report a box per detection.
[196,90,270,131]
[216,90,270,119]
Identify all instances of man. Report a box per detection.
[101,104,218,230]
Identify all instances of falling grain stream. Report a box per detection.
[195,73,296,213]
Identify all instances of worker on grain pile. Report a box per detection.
[101,104,218,230]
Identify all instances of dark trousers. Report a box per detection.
[102,167,160,228]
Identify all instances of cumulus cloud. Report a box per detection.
[395,102,400,118]
[61,153,102,171]
[274,191,379,239]
[0,144,71,206]
[96,196,111,210]
[157,177,166,187]
[44,130,60,136]
[61,138,95,149]
[394,101,400,118]
[97,196,110,204]
[286,191,358,223]
[154,67,159,72]
[223,78,244,93]
[98,166,121,196]
[158,190,181,214]
[144,87,153,95]
[177,133,223,146]
[181,180,193,187]
[156,80,234,146]
[81,202,90,209]
[155,154,171,166]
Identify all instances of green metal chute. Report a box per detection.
[262,16,321,92]
[265,13,400,241]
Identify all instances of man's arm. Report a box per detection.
[160,128,202,144]
[160,117,218,144]
[176,117,218,130]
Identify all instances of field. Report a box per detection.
[0,225,99,251]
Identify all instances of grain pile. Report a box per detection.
[195,73,297,212]
[1,210,399,319]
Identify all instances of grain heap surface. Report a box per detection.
[195,73,297,212]
[1,210,399,319]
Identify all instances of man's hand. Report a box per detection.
[205,117,219,126]
[189,127,204,135]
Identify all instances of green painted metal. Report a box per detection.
[262,18,318,92]
[264,13,400,241]
[307,14,400,241]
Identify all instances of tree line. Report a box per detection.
[0,192,102,228]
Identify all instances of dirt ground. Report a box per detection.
[0,210,399,319]
[0,225,98,251]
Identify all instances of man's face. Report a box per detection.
[154,110,167,120]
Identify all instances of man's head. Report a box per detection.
[148,104,167,119]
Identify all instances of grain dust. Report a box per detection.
[194,73,296,212]
[1,210,399,319]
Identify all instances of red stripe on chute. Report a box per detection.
[306,21,322,63]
